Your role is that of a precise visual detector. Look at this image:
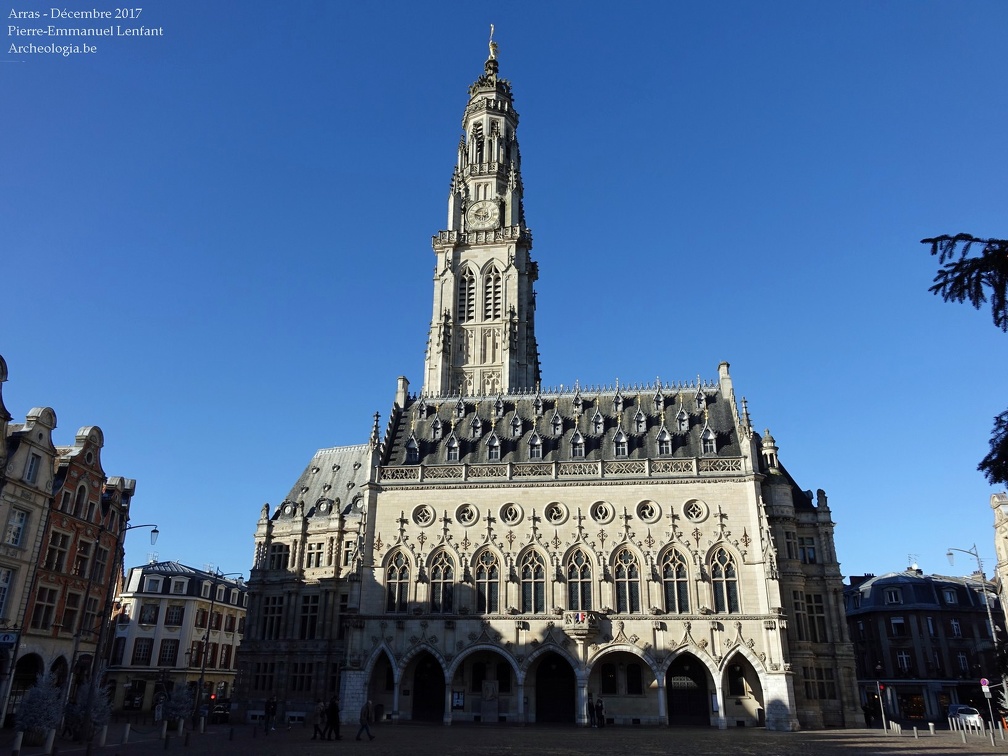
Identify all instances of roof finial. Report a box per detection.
[489,23,498,60]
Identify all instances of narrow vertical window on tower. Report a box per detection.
[458,268,476,323]
[483,267,502,320]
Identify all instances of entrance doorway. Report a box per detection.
[534,652,575,723]
[410,652,445,722]
[666,654,710,727]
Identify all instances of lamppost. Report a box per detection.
[946,544,1008,708]
[193,569,243,727]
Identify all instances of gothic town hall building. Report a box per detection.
[237,46,859,731]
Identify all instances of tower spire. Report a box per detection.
[423,37,540,398]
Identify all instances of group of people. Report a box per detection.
[261,693,375,741]
[313,697,375,741]
[586,694,606,728]
[311,696,344,740]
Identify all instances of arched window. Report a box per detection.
[661,549,690,613]
[520,550,546,614]
[487,435,501,461]
[73,485,87,518]
[614,548,640,614]
[483,267,502,321]
[475,550,499,613]
[446,436,460,462]
[566,549,592,611]
[405,437,419,464]
[430,550,454,614]
[711,547,740,613]
[385,551,409,613]
[457,267,476,323]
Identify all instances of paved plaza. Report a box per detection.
[3,722,1008,756]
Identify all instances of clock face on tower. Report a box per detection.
[466,200,501,231]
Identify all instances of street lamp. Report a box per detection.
[193,569,243,727]
[946,544,1008,709]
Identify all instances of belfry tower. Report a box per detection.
[422,33,541,397]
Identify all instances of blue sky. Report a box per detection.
[4,1,1007,581]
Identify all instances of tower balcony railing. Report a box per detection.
[433,226,530,247]
[378,456,745,484]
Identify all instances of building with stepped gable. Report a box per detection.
[237,41,859,731]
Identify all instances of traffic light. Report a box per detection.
[210,694,216,701]
[878,684,885,691]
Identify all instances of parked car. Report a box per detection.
[210,701,230,724]
[948,704,983,727]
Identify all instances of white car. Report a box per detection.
[949,705,983,728]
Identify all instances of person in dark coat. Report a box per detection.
[595,697,605,728]
[586,693,596,727]
[264,696,278,733]
[356,700,375,741]
[325,696,342,740]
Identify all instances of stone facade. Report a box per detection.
[107,562,246,715]
[239,45,859,731]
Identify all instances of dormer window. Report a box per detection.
[510,414,522,437]
[487,434,501,461]
[572,392,582,413]
[676,409,689,433]
[614,430,628,458]
[528,433,542,459]
[657,428,672,456]
[653,390,664,413]
[613,395,624,414]
[447,436,460,462]
[470,415,482,439]
[456,398,466,419]
[695,389,706,411]
[634,410,646,433]
[571,432,585,459]
[592,410,604,435]
[701,428,716,455]
[405,437,419,464]
[494,396,505,419]
[533,394,543,416]
[550,411,563,436]
[431,417,442,440]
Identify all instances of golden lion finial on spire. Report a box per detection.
[489,23,498,60]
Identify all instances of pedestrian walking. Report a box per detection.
[264,695,278,734]
[325,695,342,740]
[311,699,326,740]
[356,700,375,741]
[595,697,605,729]
[586,693,596,727]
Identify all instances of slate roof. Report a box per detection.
[844,569,996,615]
[382,381,743,467]
[280,443,374,519]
